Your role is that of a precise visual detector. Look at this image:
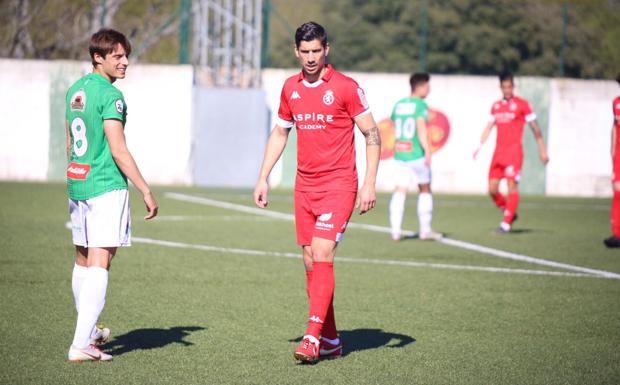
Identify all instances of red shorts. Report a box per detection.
[614,155,620,183]
[489,156,523,182]
[294,190,356,246]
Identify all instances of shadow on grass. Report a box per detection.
[290,328,415,357]
[101,326,206,356]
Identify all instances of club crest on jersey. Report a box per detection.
[357,88,369,109]
[115,99,124,113]
[323,90,334,105]
[70,90,86,111]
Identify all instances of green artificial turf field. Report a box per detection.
[1,182,619,385]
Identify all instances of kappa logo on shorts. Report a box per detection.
[505,165,515,176]
[318,212,333,222]
[323,90,334,105]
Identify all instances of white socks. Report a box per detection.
[418,192,433,234]
[389,191,406,238]
[71,264,88,312]
[72,267,108,349]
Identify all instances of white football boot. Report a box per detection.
[90,325,111,345]
[68,344,113,362]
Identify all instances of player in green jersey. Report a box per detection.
[389,73,442,241]
[66,29,158,362]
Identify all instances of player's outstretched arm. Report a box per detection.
[253,124,291,208]
[528,120,549,165]
[355,113,380,215]
[103,119,158,220]
[474,122,494,160]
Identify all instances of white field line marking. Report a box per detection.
[155,215,272,222]
[132,236,599,279]
[164,192,620,280]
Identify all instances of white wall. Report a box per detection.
[0,59,193,185]
[262,68,618,197]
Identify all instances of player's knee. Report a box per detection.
[419,184,431,193]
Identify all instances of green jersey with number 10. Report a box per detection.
[65,72,128,200]
[391,96,428,162]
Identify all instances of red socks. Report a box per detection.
[503,191,519,224]
[491,192,506,209]
[611,191,620,237]
[305,262,335,339]
[305,268,338,340]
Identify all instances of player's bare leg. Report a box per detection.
[69,247,115,362]
[605,181,620,247]
[418,183,442,240]
[389,186,408,241]
[295,238,337,363]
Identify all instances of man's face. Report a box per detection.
[95,44,129,81]
[418,82,430,99]
[500,79,514,99]
[295,39,329,77]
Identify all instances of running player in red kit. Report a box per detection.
[253,22,380,363]
[604,73,620,248]
[474,72,549,233]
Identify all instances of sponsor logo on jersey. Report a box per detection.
[396,103,416,115]
[323,90,335,105]
[70,90,86,111]
[291,91,301,100]
[494,112,516,123]
[357,88,369,109]
[115,99,124,113]
[395,140,413,152]
[66,162,91,180]
[294,112,334,130]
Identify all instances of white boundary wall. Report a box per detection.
[262,69,617,197]
[0,59,617,196]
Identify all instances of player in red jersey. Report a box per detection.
[253,22,380,363]
[474,72,549,233]
[604,73,620,248]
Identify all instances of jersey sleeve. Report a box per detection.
[523,99,537,122]
[344,80,370,119]
[489,104,496,123]
[613,97,620,122]
[101,89,126,123]
[276,85,294,129]
[419,101,429,122]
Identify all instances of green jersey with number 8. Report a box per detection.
[66,73,128,200]
[391,96,428,162]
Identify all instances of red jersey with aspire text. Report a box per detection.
[277,65,370,192]
[489,96,536,160]
[613,97,620,159]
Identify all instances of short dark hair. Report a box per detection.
[89,28,131,66]
[295,22,327,48]
[499,72,514,83]
[410,72,430,91]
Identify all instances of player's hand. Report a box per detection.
[143,192,159,220]
[473,147,481,160]
[253,180,269,208]
[425,153,432,166]
[540,152,550,165]
[355,183,376,215]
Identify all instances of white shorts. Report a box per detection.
[393,158,432,188]
[69,189,131,248]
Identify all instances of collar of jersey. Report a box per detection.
[297,64,334,88]
[90,72,112,84]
